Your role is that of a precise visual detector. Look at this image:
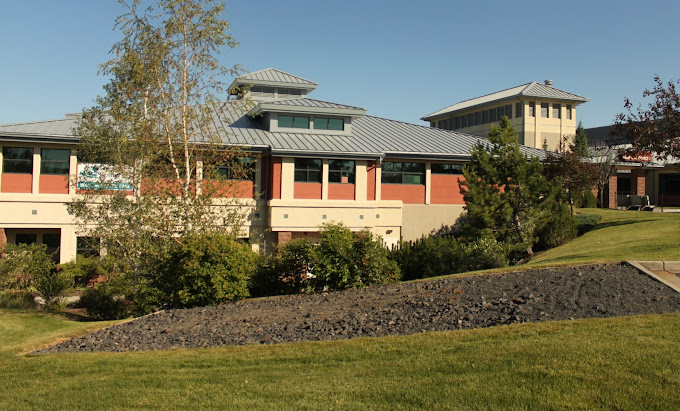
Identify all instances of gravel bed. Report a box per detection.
[36,262,680,353]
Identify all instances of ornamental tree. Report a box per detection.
[68,0,253,307]
[613,76,680,161]
[459,117,559,256]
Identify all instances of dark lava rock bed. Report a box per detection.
[37,262,680,353]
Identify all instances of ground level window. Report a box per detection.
[382,162,425,184]
[294,158,322,183]
[329,160,355,183]
[431,163,463,175]
[2,147,33,173]
[77,237,101,258]
[15,233,37,245]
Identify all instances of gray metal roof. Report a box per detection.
[0,100,546,160]
[422,81,589,120]
[228,68,318,93]
[267,98,364,111]
[249,98,367,118]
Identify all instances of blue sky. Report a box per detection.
[1,0,679,130]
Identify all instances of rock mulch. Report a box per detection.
[36,262,680,353]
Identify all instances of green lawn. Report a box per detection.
[529,208,680,266]
[1,309,680,409]
[2,209,680,409]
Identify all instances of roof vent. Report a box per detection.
[544,79,554,87]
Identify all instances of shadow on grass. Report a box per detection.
[589,219,656,231]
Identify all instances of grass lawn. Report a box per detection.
[2,309,680,409]
[529,208,680,266]
[2,209,680,409]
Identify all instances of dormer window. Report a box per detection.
[250,86,275,98]
[279,115,310,129]
[313,117,344,131]
[278,89,303,99]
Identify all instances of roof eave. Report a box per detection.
[249,103,367,119]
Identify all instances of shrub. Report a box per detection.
[575,213,602,235]
[79,282,131,320]
[250,238,314,297]
[59,255,114,288]
[0,290,38,309]
[389,236,463,280]
[573,191,598,208]
[157,232,258,308]
[0,243,71,309]
[535,203,578,250]
[460,238,510,271]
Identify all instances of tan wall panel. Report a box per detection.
[401,204,465,241]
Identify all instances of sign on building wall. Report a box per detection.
[77,163,133,190]
[621,152,652,162]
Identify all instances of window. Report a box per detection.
[504,104,512,119]
[382,162,425,185]
[528,102,535,117]
[15,233,37,245]
[41,149,70,175]
[329,160,355,183]
[461,115,468,128]
[278,115,309,129]
[277,88,302,98]
[468,113,475,127]
[566,104,572,120]
[552,103,561,119]
[475,112,483,125]
[43,233,61,263]
[2,147,33,173]
[314,117,344,130]
[217,157,255,181]
[250,86,274,97]
[541,103,549,118]
[482,110,489,124]
[431,163,463,174]
[77,237,100,257]
[294,158,322,183]
[515,102,523,118]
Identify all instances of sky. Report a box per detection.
[1,0,679,129]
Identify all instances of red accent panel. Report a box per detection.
[294,182,322,199]
[367,161,376,201]
[430,175,465,204]
[329,183,355,200]
[271,157,282,200]
[381,184,425,204]
[39,175,69,194]
[1,174,32,193]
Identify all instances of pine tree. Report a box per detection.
[460,117,558,256]
[570,121,589,157]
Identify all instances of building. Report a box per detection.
[585,125,680,209]
[422,81,588,151]
[0,68,546,263]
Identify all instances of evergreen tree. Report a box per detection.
[570,121,589,157]
[460,117,558,256]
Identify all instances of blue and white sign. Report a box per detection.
[77,163,133,191]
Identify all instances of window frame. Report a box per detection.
[2,147,33,174]
[552,103,561,119]
[566,104,573,120]
[294,158,322,183]
[541,102,549,118]
[381,161,425,185]
[217,156,256,181]
[528,102,536,117]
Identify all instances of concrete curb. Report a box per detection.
[632,260,680,274]
[628,261,680,294]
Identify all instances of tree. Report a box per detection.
[570,121,589,157]
[544,135,598,215]
[460,117,559,256]
[590,144,619,208]
[613,76,680,161]
[68,0,252,307]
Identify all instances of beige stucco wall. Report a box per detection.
[401,204,465,240]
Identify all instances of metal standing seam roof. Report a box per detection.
[422,82,589,120]
[0,99,547,160]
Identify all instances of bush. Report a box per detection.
[0,290,38,309]
[0,243,71,309]
[59,256,114,288]
[460,238,510,271]
[156,232,258,308]
[575,213,602,235]
[250,238,314,297]
[79,282,131,320]
[252,223,399,296]
[573,191,598,208]
[535,203,578,250]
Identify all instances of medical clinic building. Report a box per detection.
[0,69,545,263]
